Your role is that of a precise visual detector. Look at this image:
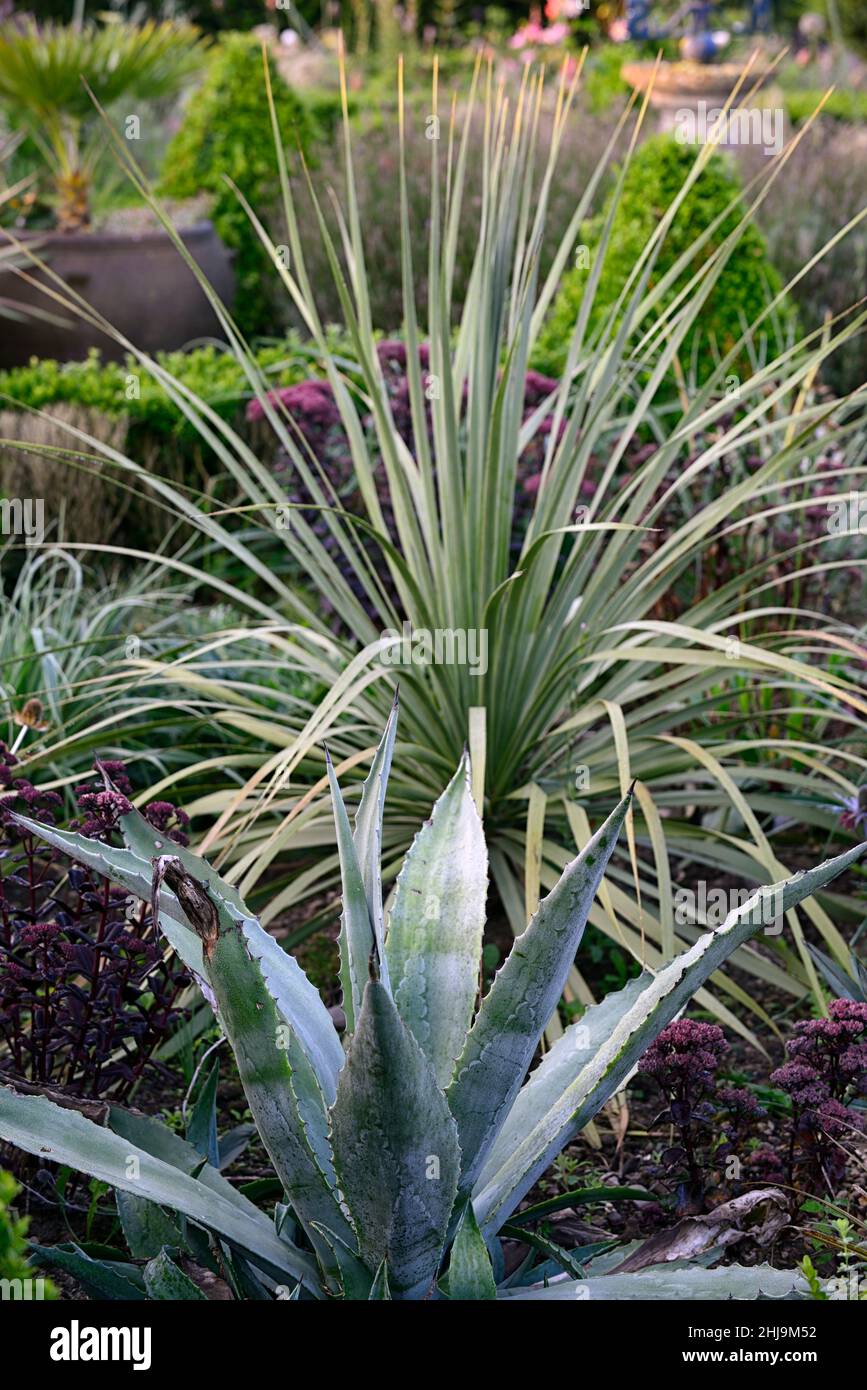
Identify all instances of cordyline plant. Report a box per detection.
[0,705,863,1300]
[7,56,867,1045]
[0,18,203,230]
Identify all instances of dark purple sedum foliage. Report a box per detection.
[0,746,192,1101]
[640,1004,867,1211]
[638,1019,765,1214]
[767,999,867,1194]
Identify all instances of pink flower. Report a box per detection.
[541,21,568,44]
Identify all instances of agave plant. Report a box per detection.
[10,58,867,1045]
[0,17,204,230]
[1,706,863,1299]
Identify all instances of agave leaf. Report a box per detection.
[369,1260,391,1299]
[157,858,355,1265]
[116,1190,182,1261]
[473,843,867,1235]
[352,693,398,990]
[9,809,344,1104]
[448,1203,496,1301]
[475,972,650,1198]
[143,1249,208,1301]
[110,786,345,1096]
[7,810,193,946]
[498,1263,808,1301]
[329,980,461,1300]
[326,749,376,1033]
[311,1223,374,1300]
[448,790,632,1197]
[31,1243,146,1301]
[186,1059,220,1168]
[107,1106,258,1215]
[108,782,253,916]
[0,1086,319,1290]
[386,752,488,1087]
[238,917,344,1105]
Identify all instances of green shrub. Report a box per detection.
[159,33,317,336]
[532,134,793,386]
[0,331,353,447]
[581,40,675,114]
[0,1169,57,1297]
[784,88,867,125]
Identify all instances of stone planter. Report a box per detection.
[620,60,775,131]
[0,219,235,368]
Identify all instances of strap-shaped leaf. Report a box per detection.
[806,940,867,1003]
[473,842,867,1235]
[447,790,632,1197]
[448,1203,496,1301]
[352,693,398,990]
[387,752,488,1087]
[329,980,461,1300]
[9,809,344,1104]
[160,860,355,1265]
[327,749,376,1033]
[0,1086,319,1290]
[497,1263,807,1300]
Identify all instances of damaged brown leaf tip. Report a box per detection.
[153,855,221,958]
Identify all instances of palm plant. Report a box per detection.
[0,128,64,323]
[2,706,862,1299]
[10,57,867,1042]
[0,17,204,230]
